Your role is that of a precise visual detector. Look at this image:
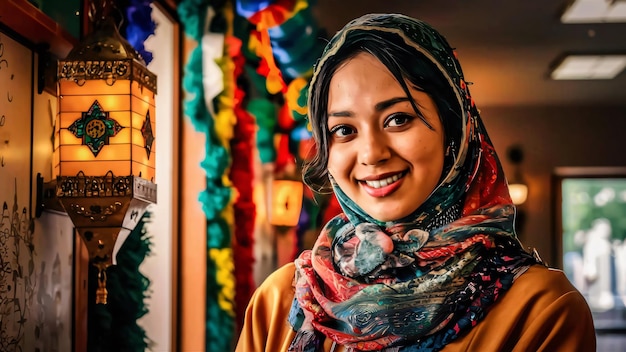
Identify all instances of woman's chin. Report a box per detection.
[365,206,414,223]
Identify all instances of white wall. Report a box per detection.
[140,5,175,351]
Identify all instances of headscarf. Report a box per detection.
[288,13,539,352]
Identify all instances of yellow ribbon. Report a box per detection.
[209,248,236,316]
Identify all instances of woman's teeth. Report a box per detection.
[365,173,402,189]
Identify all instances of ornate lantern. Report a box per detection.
[46,2,157,304]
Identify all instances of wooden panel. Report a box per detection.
[180,102,207,352]
[0,0,76,59]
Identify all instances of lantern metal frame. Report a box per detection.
[38,172,156,263]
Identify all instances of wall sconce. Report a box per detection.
[38,0,157,304]
[507,145,528,205]
[269,180,303,227]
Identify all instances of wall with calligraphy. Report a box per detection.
[0,29,74,352]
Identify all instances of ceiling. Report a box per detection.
[311,0,626,108]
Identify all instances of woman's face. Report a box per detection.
[326,53,445,222]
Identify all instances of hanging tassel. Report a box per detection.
[96,268,108,304]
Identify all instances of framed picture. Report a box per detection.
[554,167,626,336]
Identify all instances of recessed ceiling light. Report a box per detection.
[551,55,626,80]
[561,0,626,23]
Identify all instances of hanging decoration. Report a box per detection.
[178,0,237,350]
[122,0,157,65]
[87,212,152,352]
[235,0,324,169]
[228,20,257,333]
[174,0,342,346]
[235,0,337,261]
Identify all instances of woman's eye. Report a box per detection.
[385,114,413,128]
[330,125,355,138]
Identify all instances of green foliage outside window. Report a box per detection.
[561,178,626,254]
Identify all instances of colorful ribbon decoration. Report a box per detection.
[236,0,320,169]
[178,1,237,350]
[227,32,257,333]
[235,0,339,261]
[175,1,342,348]
[123,0,157,64]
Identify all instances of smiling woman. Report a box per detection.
[236,13,597,352]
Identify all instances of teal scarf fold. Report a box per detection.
[289,14,538,352]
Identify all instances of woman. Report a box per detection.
[236,13,596,352]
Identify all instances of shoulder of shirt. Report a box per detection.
[510,264,581,299]
[255,262,297,295]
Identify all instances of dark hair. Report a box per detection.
[302,29,463,193]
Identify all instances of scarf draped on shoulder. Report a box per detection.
[288,13,538,352]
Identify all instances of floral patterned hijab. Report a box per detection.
[288,14,538,352]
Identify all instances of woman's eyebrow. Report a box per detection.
[328,110,353,117]
[327,97,412,117]
[375,97,411,111]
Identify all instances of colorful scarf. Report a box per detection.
[288,14,539,352]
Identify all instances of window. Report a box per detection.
[555,167,626,349]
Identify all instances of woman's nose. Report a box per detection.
[358,132,391,166]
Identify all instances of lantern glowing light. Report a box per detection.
[269,180,303,227]
[506,145,528,206]
[508,183,528,205]
[56,30,157,181]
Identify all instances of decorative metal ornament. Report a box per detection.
[57,18,157,92]
[141,111,154,158]
[41,171,157,304]
[68,100,123,156]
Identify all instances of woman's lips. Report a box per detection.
[359,171,406,197]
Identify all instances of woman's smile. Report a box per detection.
[358,170,408,197]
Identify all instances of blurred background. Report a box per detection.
[1,0,625,351]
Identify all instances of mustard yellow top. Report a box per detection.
[236,263,596,352]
